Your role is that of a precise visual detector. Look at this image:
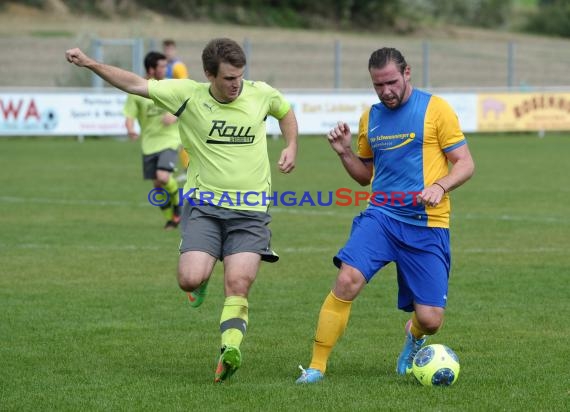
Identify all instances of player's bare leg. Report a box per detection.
[178,251,216,307]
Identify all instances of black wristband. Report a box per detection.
[433,182,447,193]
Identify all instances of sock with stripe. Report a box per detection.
[220,296,249,348]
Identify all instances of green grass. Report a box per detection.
[29,30,74,38]
[0,134,569,411]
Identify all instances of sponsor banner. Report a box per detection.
[478,92,570,131]
[0,90,478,136]
[267,92,377,135]
[267,92,477,135]
[0,92,127,136]
[443,93,478,133]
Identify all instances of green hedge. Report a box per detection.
[12,0,570,37]
[526,0,570,37]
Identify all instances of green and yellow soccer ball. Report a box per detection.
[412,344,460,386]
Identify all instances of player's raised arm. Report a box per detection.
[65,48,149,98]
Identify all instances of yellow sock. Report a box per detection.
[309,291,352,373]
[220,296,248,348]
[160,203,174,221]
[163,175,179,207]
[410,312,441,338]
[179,147,190,169]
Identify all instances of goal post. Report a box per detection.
[90,38,145,89]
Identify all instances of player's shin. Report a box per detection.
[309,291,352,373]
[160,202,174,221]
[220,296,248,348]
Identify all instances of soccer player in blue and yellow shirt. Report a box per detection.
[66,38,298,383]
[162,39,189,80]
[297,48,475,384]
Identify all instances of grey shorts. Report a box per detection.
[179,203,279,263]
[142,149,178,180]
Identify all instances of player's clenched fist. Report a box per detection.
[65,48,93,67]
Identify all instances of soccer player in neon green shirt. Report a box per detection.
[66,38,298,383]
[123,51,181,230]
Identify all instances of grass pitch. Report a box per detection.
[0,134,568,411]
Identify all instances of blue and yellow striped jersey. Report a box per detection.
[357,89,465,228]
[166,59,188,79]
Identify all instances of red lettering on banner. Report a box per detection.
[514,94,570,118]
[0,99,23,120]
[25,99,40,121]
[0,98,41,121]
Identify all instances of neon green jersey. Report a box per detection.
[123,94,180,155]
[148,79,291,212]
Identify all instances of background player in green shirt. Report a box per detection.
[161,39,191,183]
[66,38,298,383]
[123,51,181,230]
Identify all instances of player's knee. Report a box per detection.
[416,310,444,334]
[177,270,202,292]
[334,266,365,300]
[225,275,254,297]
[155,171,170,186]
[158,177,169,186]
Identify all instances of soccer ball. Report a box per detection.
[412,344,460,386]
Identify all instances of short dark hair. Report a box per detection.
[144,51,166,72]
[202,38,246,77]
[368,48,408,74]
[162,39,176,47]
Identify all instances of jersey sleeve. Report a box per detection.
[172,62,189,79]
[122,94,138,118]
[266,86,291,120]
[431,96,466,153]
[357,109,373,160]
[148,79,196,115]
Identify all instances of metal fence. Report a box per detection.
[104,35,570,90]
[2,35,570,90]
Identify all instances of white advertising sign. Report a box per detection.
[0,90,477,136]
[267,92,378,135]
[0,92,127,136]
[442,93,478,133]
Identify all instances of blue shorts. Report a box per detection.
[334,209,451,312]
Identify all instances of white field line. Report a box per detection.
[455,246,567,254]
[460,212,569,224]
[0,196,146,207]
[3,243,161,251]
[1,243,566,255]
